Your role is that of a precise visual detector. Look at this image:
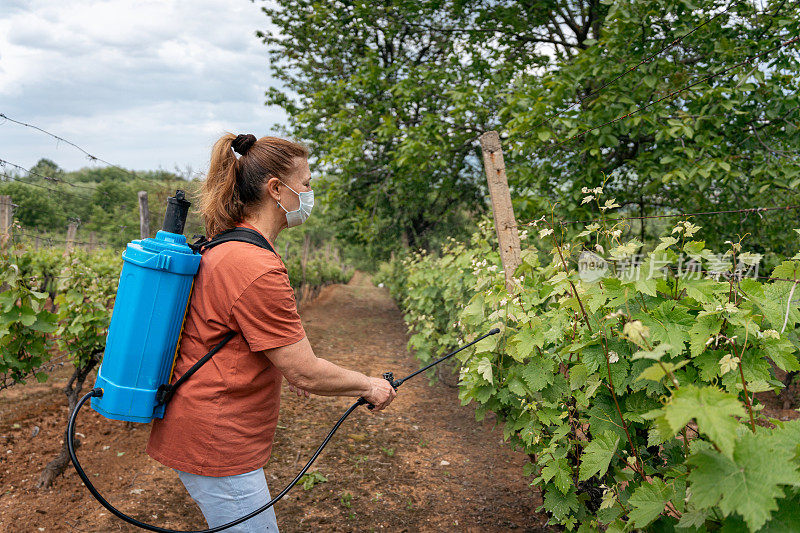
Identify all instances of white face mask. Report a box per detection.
[276,180,314,228]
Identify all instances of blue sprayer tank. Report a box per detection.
[91,191,200,423]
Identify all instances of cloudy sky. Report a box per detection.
[0,0,288,177]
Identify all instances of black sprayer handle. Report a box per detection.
[360,372,397,411]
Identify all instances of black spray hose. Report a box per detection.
[67,328,500,532]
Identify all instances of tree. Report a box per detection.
[0,182,64,230]
[501,0,800,259]
[257,0,500,262]
[258,0,800,264]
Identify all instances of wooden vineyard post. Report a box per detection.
[89,232,97,252]
[34,235,41,251]
[65,222,78,256]
[138,191,150,239]
[479,131,521,294]
[0,195,12,249]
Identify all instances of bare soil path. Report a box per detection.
[1,271,550,532]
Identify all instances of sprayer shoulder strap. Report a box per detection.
[156,228,277,407]
[192,227,276,255]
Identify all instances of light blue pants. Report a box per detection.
[175,467,279,532]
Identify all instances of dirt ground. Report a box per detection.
[0,272,551,532]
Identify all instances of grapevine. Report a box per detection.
[380,190,800,530]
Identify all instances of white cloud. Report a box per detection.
[0,0,290,174]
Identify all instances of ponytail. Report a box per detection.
[200,133,309,237]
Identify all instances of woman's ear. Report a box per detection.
[265,176,281,203]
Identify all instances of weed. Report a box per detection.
[340,491,353,508]
[300,471,328,490]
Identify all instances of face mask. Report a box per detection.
[276,180,314,228]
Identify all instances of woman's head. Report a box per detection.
[200,132,310,236]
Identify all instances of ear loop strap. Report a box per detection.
[275,178,299,213]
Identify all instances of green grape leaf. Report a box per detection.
[641,302,693,354]
[628,478,674,527]
[663,385,744,458]
[632,343,673,361]
[476,358,493,384]
[635,275,659,298]
[689,315,723,357]
[578,431,620,481]
[765,419,800,462]
[682,277,724,304]
[756,487,800,532]
[771,260,800,281]
[541,457,573,494]
[581,343,606,374]
[30,315,58,333]
[521,355,554,391]
[19,306,37,327]
[763,337,800,372]
[540,486,579,519]
[506,374,527,396]
[687,431,800,530]
[676,507,711,528]
[636,360,688,383]
[507,327,539,362]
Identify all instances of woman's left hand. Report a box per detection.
[288,383,311,398]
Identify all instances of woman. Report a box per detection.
[146,133,397,532]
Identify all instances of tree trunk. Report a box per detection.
[37,353,100,489]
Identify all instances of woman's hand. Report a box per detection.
[362,376,397,411]
[288,383,310,398]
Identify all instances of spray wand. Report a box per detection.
[68,327,500,532]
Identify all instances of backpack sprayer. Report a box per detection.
[66,190,500,532]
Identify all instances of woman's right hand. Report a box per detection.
[362,376,397,411]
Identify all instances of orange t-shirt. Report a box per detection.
[146,222,305,476]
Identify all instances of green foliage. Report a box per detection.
[0,253,57,389]
[340,491,353,508]
[376,235,480,378]
[386,192,800,530]
[687,428,800,531]
[284,253,354,293]
[1,158,190,249]
[1,246,121,386]
[52,250,121,369]
[258,0,489,263]
[381,446,395,458]
[578,431,619,481]
[300,470,328,490]
[501,0,800,261]
[260,0,800,267]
